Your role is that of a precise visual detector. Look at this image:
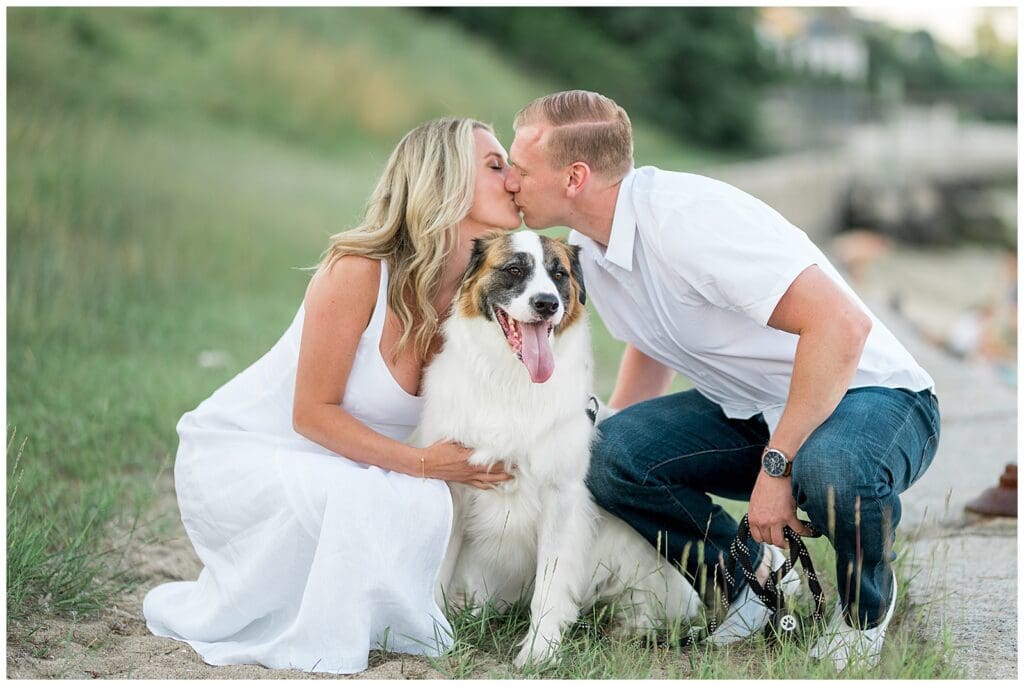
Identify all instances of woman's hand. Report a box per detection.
[420,440,514,490]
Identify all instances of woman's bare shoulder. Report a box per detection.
[304,255,382,319]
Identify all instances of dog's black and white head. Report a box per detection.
[457,231,587,384]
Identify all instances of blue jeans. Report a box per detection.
[587,386,940,628]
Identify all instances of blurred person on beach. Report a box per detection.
[143,118,519,674]
[506,90,940,671]
[943,249,1016,383]
[891,248,1016,385]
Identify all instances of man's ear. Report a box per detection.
[565,162,591,199]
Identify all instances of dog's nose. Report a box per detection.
[530,294,560,317]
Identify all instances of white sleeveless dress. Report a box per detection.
[143,261,454,674]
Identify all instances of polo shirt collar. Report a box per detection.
[604,167,637,271]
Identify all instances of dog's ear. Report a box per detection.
[567,243,587,306]
[464,236,489,281]
[457,234,497,320]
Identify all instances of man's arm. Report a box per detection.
[748,265,872,547]
[608,344,676,410]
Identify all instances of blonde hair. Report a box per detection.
[514,90,633,179]
[319,117,492,360]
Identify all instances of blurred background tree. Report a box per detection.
[862,16,1016,122]
[424,7,771,150]
[427,6,1016,150]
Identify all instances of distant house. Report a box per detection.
[758,7,868,82]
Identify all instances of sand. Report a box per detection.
[5,478,452,680]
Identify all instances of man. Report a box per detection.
[505,90,939,671]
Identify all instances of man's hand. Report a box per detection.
[748,471,813,547]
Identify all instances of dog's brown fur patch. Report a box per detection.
[546,239,586,334]
[457,231,512,320]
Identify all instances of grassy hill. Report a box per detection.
[7,7,720,624]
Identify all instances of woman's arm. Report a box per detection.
[607,344,676,410]
[292,256,509,487]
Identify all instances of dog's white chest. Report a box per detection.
[451,472,550,590]
[460,477,542,539]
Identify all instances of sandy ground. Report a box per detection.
[7,243,1014,680]
[6,477,453,680]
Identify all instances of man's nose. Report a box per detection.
[505,171,520,193]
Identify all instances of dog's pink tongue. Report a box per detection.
[520,321,554,384]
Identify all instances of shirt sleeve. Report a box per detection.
[655,186,819,328]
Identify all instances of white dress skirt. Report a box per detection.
[143,261,454,674]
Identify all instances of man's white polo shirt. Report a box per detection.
[569,166,934,434]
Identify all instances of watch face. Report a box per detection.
[763,449,788,477]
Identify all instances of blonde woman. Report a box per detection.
[144,118,520,674]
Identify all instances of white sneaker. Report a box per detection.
[809,573,897,671]
[709,545,800,645]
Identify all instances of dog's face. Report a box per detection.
[457,231,587,384]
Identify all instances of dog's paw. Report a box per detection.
[446,590,484,617]
[513,633,560,669]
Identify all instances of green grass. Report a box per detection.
[403,508,961,679]
[6,108,323,624]
[7,6,957,679]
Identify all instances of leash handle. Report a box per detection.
[673,514,827,647]
[726,515,826,624]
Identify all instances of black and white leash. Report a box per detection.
[673,514,826,647]
[721,514,826,641]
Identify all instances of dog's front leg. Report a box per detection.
[514,483,596,668]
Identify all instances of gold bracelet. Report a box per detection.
[420,455,425,480]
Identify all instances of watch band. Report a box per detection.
[780,456,792,477]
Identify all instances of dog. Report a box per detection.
[417,230,701,667]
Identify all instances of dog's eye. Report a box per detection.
[506,266,522,277]
[552,270,566,281]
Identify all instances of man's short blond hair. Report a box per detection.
[514,90,633,180]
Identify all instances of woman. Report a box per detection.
[143,118,520,674]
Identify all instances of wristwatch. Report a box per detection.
[761,447,792,477]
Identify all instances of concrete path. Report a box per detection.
[862,292,1017,679]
